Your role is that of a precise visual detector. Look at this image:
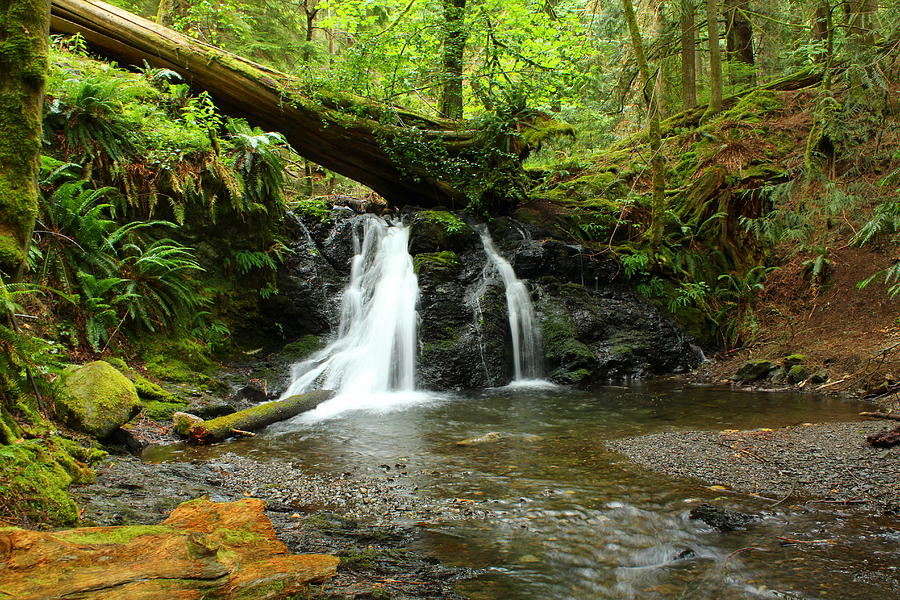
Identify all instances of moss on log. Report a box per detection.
[188,390,334,444]
[49,0,489,207]
[0,0,49,278]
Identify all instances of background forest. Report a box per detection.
[0,0,897,525]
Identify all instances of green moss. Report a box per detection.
[413,251,461,277]
[139,337,220,387]
[59,524,174,546]
[0,439,84,526]
[281,335,323,361]
[712,90,782,125]
[417,210,466,235]
[141,399,190,422]
[103,357,180,402]
[56,361,142,438]
[214,528,263,545]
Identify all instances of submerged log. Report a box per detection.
[187,390,334,444]
[49,0,484,207]
[0,497,339,599]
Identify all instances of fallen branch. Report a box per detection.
[859,411,900,421]
[776,536,836,545]
[188,391,334,444]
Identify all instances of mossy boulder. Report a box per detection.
[57,361,142,439]
[0,439,94,526]
[786,364,810,384]
[783,354,808,368]
[734,359,778,382]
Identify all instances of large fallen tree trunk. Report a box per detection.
[185,390,334,444]
[49,0,487,208]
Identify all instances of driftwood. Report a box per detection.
[188,390,334,444]
[859,411,900,421]
[49,0,482,207]
[866,425,900,448]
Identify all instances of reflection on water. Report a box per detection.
[149,382,898,599]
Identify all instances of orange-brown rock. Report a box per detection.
[0,498,339,599]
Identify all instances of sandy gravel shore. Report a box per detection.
[607,420,900,514]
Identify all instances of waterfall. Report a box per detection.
[280,216,419,401]
[478,228,545,382]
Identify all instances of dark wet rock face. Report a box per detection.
[689,503,757,531]
[267,208,701,390]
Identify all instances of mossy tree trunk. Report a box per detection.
[724,0,754,86]
[50,0,494,209]
[680,0,697,109]
[703,0,724,119]
[0,0,49,280]
[621,0,666,247]
[440,0,466,120]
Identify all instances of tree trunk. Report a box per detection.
[680,0,697,109]
[440,0,466,120]
[846,0,878,46]
[703,0,723,119]
[188,390,334,444]
[621,0,666,248]
[724,0,753,65]
[50,0,488,208]
[652,0,667,118]
[0,0,49,280]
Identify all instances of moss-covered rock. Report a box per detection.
[102,357,179,403]
[408,210,476,254]
[786,364,810,384]
[57,361,142,438]
[413,250,460,280]
[734,359,778,382]
[540,300,596,385]
[783,354,807,368]
[0,438,92,526]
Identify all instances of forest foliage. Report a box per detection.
[0,0,897,524]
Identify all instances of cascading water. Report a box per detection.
[280,216,420,414]
[478,228,545,382]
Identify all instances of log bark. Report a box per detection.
[188,390,334,444]
[49,0,483,208]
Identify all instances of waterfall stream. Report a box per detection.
[280,216,423,416]
[478,228,545,382]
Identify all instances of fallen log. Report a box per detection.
[188,390,334,444]
[859,411,900,421]
[49,0,488,208]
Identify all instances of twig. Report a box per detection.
[815,377,846,391]
[230,429,256,437]
[776,536,835,545]
[806,499,867,505]
[723,546,768,567]
[769,484,796,508]
[377,578,430,585]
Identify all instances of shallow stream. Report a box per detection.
[150,382,898,599]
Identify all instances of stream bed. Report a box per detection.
[147,382,898,599]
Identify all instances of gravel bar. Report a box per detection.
[607,420,900,514]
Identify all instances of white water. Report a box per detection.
[280,216,426,418]
[478,228,545,382]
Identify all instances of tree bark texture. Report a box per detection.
[50,0,482,208]
[0,0,49,280]
[704,0,724,118]
[680,0,697,109]
[621,0,665,248]
[724,0,753,64]
[440,0,466,120]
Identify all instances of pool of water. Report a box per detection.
[150,382,899,599]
